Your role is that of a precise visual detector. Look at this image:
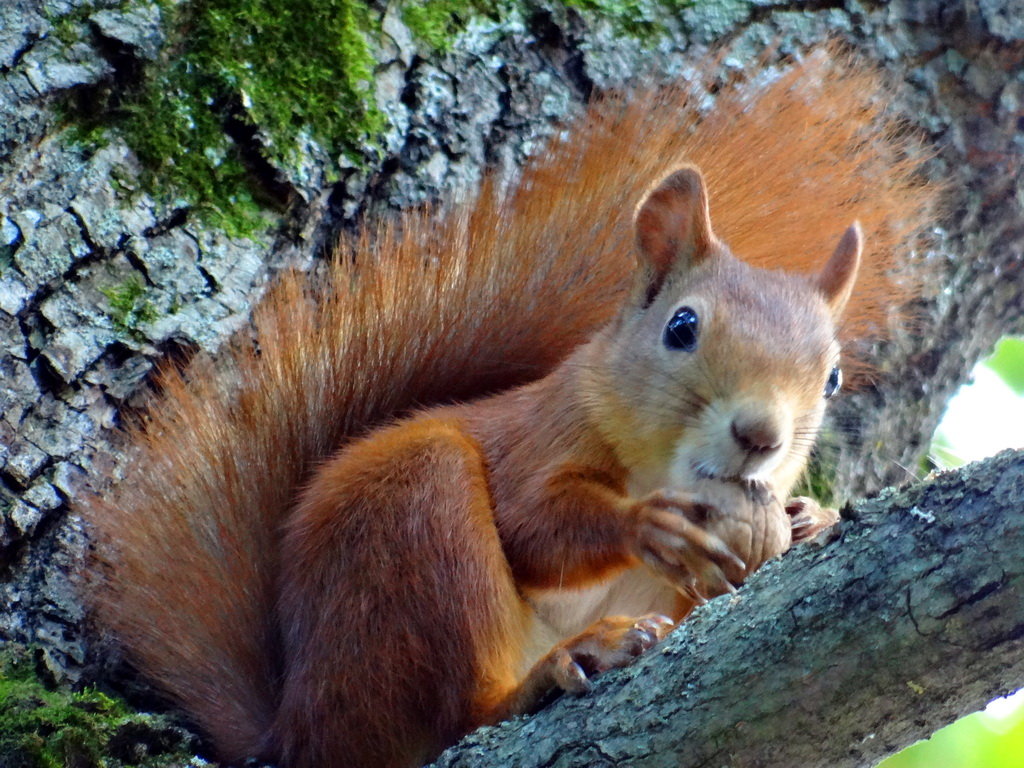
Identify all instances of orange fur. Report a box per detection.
[81,50,940,768]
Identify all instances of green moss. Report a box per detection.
[562,0,678,38]
[399,0,684,51]
[101,276,159,338]
[57,0,385,235]
[402,0,500,51]
[170,0,385,167]
[49,5,99,47]
[0,648,198,768]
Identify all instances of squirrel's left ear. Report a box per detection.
[634,166,717,307]
[817,222,862,317]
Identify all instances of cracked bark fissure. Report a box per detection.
[431,449,1024,768]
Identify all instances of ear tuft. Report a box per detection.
[634,166,716,306]
[817,222,863,317]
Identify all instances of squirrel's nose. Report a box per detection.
[730,417,783,455]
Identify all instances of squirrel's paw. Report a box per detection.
[547,614,675,695]
[785,496,840,543]
[630,491,746,603]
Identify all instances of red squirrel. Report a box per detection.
[81,51,938,768]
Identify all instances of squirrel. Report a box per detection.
[81,50,938,768]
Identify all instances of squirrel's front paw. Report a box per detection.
[547,614,675,694]
[785,496,840,543]
[630,491,746,604]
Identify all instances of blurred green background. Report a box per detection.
[879,336,1024,768]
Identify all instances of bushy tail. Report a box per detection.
[81,48,939,763]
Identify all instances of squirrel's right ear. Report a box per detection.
[634,166,716,307]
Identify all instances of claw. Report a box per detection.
[564,662,590,695]
[553,648,592,695]
[634,614,675,639]
[785,496,840,544]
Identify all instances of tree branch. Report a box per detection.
[432,449,1024,768]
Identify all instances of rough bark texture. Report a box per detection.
[0,0,1021,762]
[827,3,1024,497]
[432,448,1024,768]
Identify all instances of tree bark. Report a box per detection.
[431,449,1024,768]
[827,3,1024,498]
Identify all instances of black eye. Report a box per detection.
[663,306,700,352]
[824,365,842,399]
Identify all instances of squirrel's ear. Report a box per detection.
[634,166,716,306]
[817,222,862,317]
